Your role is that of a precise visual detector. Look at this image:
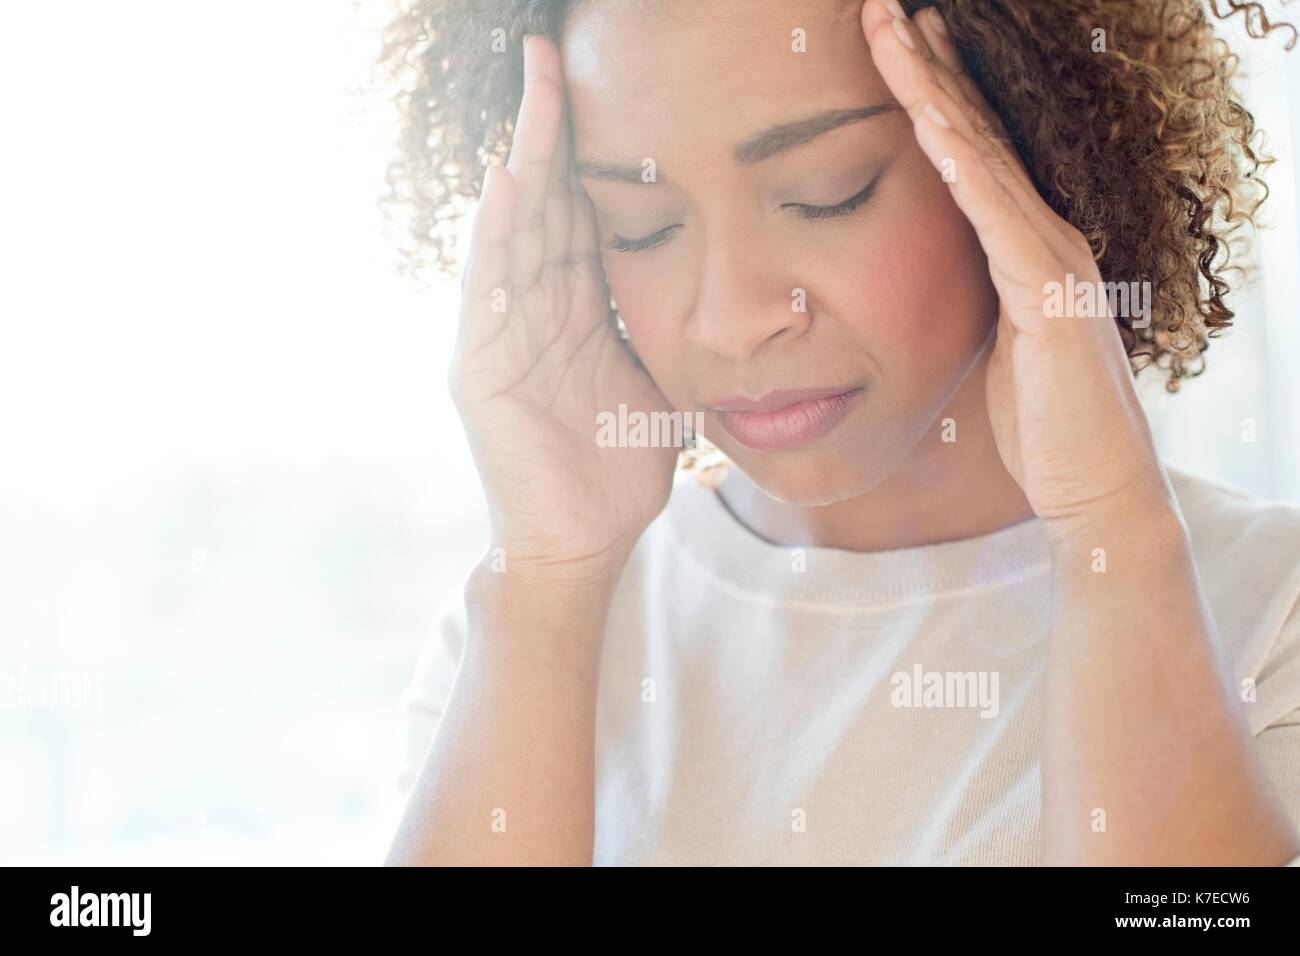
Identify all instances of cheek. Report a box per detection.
[599,257,694,398]
[839,166,995,384]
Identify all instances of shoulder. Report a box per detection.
[1169,464,1300,546]
[1167,463,1300,599]
[1166,464,1300,732]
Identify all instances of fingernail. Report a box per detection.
[930,7,948,35]
[892,16,916,50]
[884,0,907,18]
[923,102,952,129]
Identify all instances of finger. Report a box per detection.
[543,109,575,270]
[862,2,962,129]
[910,5,1039,195]
[898,2,1014,169]
[895,5,1090,262]
[889,0,938,62]
[567,185,603,271]
[903,7,1023,178]
[457,163,516,355]
[910,102,1062,331]
[912,6,979,110]
[555,187,616,353]
[859,0,902,39]
[505,35,563,291]
[865,4,1003,163]
[531,34,574,270]
[899,10,980,133]
[867,4,981,123]
[863,1,1061,242]
[914,6,953,64]
[913,7,985,117]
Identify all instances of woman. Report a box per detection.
[381,0,1300,865]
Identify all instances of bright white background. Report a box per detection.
[0,0,487,864]
[0,1,1297,865]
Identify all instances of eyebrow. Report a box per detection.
[574,103,900,184]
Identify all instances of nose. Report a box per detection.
[684,225,811,361]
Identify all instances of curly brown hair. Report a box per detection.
[374,0,1296,393]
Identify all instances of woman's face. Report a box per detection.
[562,0,998,505]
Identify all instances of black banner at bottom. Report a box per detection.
[0,865,1293,942]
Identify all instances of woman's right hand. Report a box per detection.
[449,34,679,588]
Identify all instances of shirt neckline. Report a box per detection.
[664,471,1052,608]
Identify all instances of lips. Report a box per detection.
[708,386,864,451]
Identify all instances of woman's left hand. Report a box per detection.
[862,0,1174,542]
[859,3,1300,867]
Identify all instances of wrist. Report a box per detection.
[1043,472,1183,554]
[479,522,639,586]
[464,555,620,661]
[1046,501,1191,587]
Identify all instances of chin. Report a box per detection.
[724,438,906,508]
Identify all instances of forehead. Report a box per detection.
[559,0,881,161]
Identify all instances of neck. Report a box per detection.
[714,353,1036,552]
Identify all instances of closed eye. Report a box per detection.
[607,170,883,253]
[609,225,680,254]
[784,173,882,221]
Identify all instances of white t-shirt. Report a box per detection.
[396,464,1300,865]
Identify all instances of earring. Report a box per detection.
[607,296,731,482]
[609,298,646,369]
